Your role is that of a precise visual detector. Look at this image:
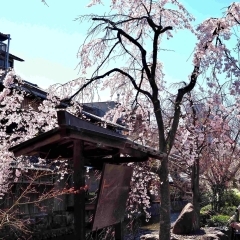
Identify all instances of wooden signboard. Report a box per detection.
[92,163,133,231]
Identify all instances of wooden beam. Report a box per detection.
[83,148,119,158]
[66,129,126,150]
[102,156,148,163]
[121,147,149,159]
[9,129,62,157]
[73,140,85,240]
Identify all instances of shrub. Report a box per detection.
[222,189,240,207]
[221,206,236,216]
[208,215,230,227]
[232,188,240,199]
[199,191,211,208]
[200,204,215,227]
[200,204,212,214]
[201,189,240,227]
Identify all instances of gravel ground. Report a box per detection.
[170,228,209,240]
[124,213,180,240]
[124,228,208,240]
[125,226,227,240]
[124,213,229,240]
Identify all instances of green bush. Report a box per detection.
[200,204,215,227]
[221,206,236,216]
[232,188,240,199]
[200,204,212,214]
[222,189,240,207]
[199,191,211,207]
[201,189,240,227]
[208,215,230,227]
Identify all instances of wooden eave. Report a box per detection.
[9,111,164,165]
[0,32,9,41]
[0,50,24,62]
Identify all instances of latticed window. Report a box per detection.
[0,42,6,52]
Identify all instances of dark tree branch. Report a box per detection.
[67,68,153,102]
[166,65,200,151]
[151,30,160,84]
[41,0,49,7]
[217,36,240,71]
[141,1,151,17]
[227,3,240,25]
[117,32,142,67]
[133,67,145,107]
[91,40,120,78]
[160,26,173,34]
[92,17,152,80]
[166,21,225,152]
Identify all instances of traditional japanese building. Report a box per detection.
[0,32,24,70]
[0,31,161,239]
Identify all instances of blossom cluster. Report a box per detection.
[0,70,82,196]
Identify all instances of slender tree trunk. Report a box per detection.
[191,158,200,230]
[211,186,217,212]
[159,155,171,240]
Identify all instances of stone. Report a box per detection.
[172,203,198,234]
[199,227,228,240]
[140,233,159,240]
[170,236,179,240]
[200,234,217,240]
[200,231,228,240]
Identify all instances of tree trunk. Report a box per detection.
[191,158,200,230]
[211,186,217,212]
[159,155,171,240]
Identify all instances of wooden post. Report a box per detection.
[73,140,85,240]
[115,221,123,240]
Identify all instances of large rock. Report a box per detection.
[172,203,198,234]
